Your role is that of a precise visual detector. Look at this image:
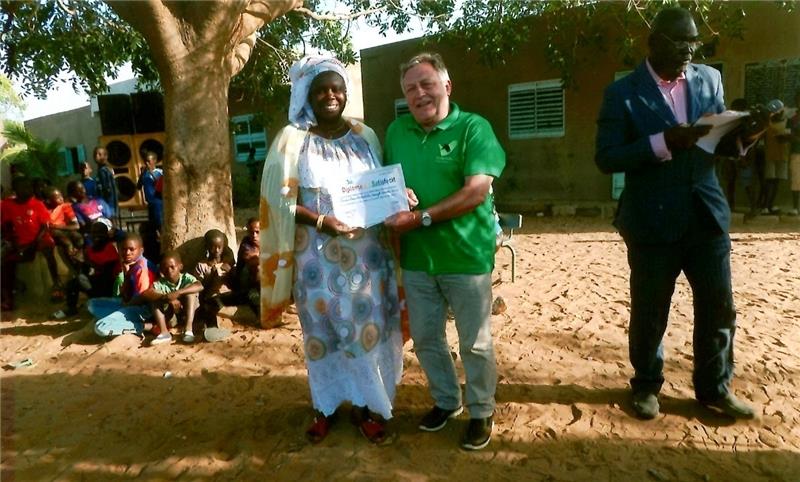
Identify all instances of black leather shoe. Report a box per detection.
[461,415,493,450]
[701,393,756,419]
[418,405,463,432]
[632,391,659,420]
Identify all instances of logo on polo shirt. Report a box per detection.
[439,141,458,157]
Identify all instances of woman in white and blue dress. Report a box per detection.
[259,56,406,444]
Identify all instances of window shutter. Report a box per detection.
[508,80,564,139]
[394,99,410,118]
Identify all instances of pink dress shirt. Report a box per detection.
[646,60,688,161]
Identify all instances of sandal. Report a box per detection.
[359,418,390,445]
[305,415,331,444]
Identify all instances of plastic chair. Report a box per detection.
[497,213,522,282]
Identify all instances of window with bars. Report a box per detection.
[507,80,564,139]
[394,99,410,118]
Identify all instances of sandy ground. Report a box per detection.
[1,218,799,481]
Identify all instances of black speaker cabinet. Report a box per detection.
[98,94,134,135]
[131,91,165,133]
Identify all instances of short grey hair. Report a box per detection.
[399,52,450,87]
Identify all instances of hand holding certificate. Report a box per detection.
[329,165,410,228]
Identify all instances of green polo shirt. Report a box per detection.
[385,102,505,274]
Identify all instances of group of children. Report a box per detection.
[1,170,262,345]
[89,218,261,345]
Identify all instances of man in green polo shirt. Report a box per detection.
[384,52,506,451]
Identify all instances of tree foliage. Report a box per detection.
[2,0,783,111]
[0,72,25,118]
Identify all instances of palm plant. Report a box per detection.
[0,121,63,183]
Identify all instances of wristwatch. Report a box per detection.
[421,211,433,227]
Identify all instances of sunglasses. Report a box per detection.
[659,32,703,50]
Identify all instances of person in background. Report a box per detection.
[145,251,203,345]
[718,99,752,211]
[79,162,98,199]
[787,91,800,216]
[90,233,157,341]
[137,150,163,231]
[760,103,791,214]
[1,176,64,309]
[44,186,84,269]
[595,7,769,421]
[67,181,113,234]
[54,218,120,319]
[193,229,235,331]
[93,146,118,221]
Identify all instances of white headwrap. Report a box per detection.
[288,55,351,130]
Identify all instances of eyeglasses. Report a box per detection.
[659,32,703,50]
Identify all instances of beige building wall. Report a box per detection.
[25,106,103,155]
[361,2,800,211]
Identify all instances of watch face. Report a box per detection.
[422,212,432,226]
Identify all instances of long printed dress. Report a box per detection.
[294,131,403,420]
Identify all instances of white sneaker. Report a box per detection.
[150,333,172,346]
[182,331,195,344]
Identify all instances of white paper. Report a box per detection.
[329,165,410,228]
[694,110,749,154]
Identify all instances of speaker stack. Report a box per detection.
[97,92,166,209]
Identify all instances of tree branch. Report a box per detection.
[293,6,386,22]
[228,0,303,77]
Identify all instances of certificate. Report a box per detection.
[329,165,410,228]
[694,110,749,154]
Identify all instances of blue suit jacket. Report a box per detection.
[595,61,730,244]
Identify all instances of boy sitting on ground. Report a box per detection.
[55,218,120,318]
[227,217,260,316]
[89,232,158,341]
[193,229,235,328]
[144,251,203,344]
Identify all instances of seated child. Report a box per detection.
[67,180,113,233]
[55,218,120,318]
[145,251,203,344]
[1,176,63,310]
[89,232,157,341]
[225,217,260,315]
[193,229,235,328]
[44,186,84,267]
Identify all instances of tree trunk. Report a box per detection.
[161,62,235,265]
[106,0,304,265]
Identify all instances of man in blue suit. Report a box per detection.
[595,7,767,420]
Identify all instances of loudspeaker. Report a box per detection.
[131,91,165,133]
[98,95,134,135]
[99,134,142,208]
[134,132,165,167]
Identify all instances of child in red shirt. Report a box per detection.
[45,186,84,268]
[1,176,63,310]
[55,218,121,318]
